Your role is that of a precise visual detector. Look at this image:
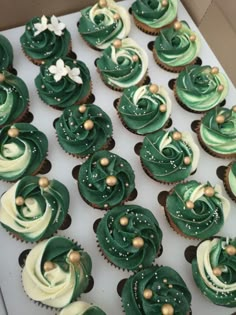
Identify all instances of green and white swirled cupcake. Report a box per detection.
[58,301,106,315]
[0,34,14,72]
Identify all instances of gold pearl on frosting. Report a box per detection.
[172,131,182,141]
[98,0,107,7]
[132,237,144,248]
[186,200,194,209]
[69,251,81,263]
[213,267,222,277]
[183,156,191,165]
[161,0,168,7]
[100,157,110,166]
[0,73,5,82]
[211,67,219,74]
[38,177,49,188]
[163,278,168,283]
[78,104,86,113]
[106,175,117,186]
[189,34,196,42]
[83,119,94,130]
[232,105,236,112]
[143,289,153,299]
[132,55,139,62]
[120,216,129,226]
[43,261,55,272]
[149,84,159,94]
[159,104,167,112]
[113,13,120,20]
[113,39,122,49]
[204,186,215,197]
[7,128,19,138]
[217,85,224,92]
[225,245,236,256]
[174,21,182,30]
[168,284,173,288]
[15,196,25,206]
[161,304,174,315]
[215,115,225,124]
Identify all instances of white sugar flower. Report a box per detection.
[66,66,83,84]
[48,59,68,82]
[48,15,66,36]
[34,15,48,36]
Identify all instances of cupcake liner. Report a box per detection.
[223,162,236,202]
[132,15,177,35]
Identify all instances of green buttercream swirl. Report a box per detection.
[140,129,200,183]
[0,71,29,127]
[0,34,13,71]
[55,104,112,156]
[132,0,177,28]
[78,150,135,209]
[0,123,48,181]
[192,237,236,307]
[118,84,171,134]
[20,16,71,63]
[59,301,106,315]
[96,204,162,270]
[199,106,236,156]
[35,57,91,109]
[176,65,229,112]
[228,161,236,198]
[154,20,200,67]
[0,176,69,242]
[122,265,192,315]
[166,180,230,239]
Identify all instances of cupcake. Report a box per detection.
[96,38,148,91]
[131,0,178,35]
[197,105,236,159]
[20,15,72,65]
[0,175,69,242]
[0,71,29,127]
[55,104,113,158]
[96,204,163,271]
[121,265,192,315]
[223,160,236,202]
[0,34,14,72]
[58,301,106,315]
[117,83,172,135]
[191,237,236,307]
[174,65,229,113]
[78,150,136,210]
[139,128,200,184]
[164,180,230,239]
[153,20,201,72]
[22,236,92,308]
[0,123,48,182]
[35,57,92,110]
[78,0,131,50]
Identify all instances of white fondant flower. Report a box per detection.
[48,59,68,82]
[48,15,66,36]
[66,66,83,84]
[34,15,48,36]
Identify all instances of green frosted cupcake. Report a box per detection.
[0,175,69,242]
[58,301,106,315]
[0,34,14,72]
[96,204,163,271]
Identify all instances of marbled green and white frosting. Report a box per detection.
[22,236,92,308]
[55,104,112,156]
[192,237,236,307]
[227,161,236,200]
[20,15,71,64]
[122,265,192,315]
[154,20,200,67]
[96,204,163,270]
[0,71,29,127]
[199,106,236,157]
[132,0,178,29]
[78,150,135,209]
[0,176,69,242]
[140,128,200,183]
[35,57,91,109]
[118,84,171,134]
[0,34,13,71]
[96,38,148,90]
[78,0,131,50]
[59,301,106,315]
[176,65,229,112]
[166,181,230,239]
[0,123,48,182]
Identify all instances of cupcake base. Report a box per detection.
[223,162,236,202]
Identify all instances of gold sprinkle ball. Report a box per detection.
[183,156,191,165]
[98,0,107,7]
[100,157,110,166]
[225,245,236,256]
[0,73,5,82]
[15,196,25,206]
[186,200,194,209]
[149,84,159,94]
[163,278,168,283]
[113,13,120,20]
[161,304,174,315]
[38,177,49,188]
[172,131,182,141]
[106,175,117,186]
[174,21,182,30]
[83,119,94,130]
[213,267,222,277]
[217,85,224,92]
[7,127,19,138]
[132,236,144,248]
[78,104,86,113]
[159,104,167,112]
[43,261,55,272]
[204,186,215,197]
[232,105,236,112]
[132,55,139,62]
[113,39,122,49]
[143,288,153,299]
[119,216,129,226]
[189,34,196,42]
[162,0,168,6]
[69,251,81,263]
[211,67,219,74]
[168,284,173,288]
[215,115,225,124]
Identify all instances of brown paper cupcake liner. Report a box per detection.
[133,15,177,35]
[223,162,236,202]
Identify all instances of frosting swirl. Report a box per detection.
[0,176,70,242]
[22,236,92,308]
[96,204,163,270]
[96,38,148,90]
[199,106,236,157]
[118,84,171,134]
[20,15,71,64]
[35,57,91,109]
[132,0,178,29]
[192,237,236,307]
[154,21,200,67]
[140,128,200,183]
[55,104,112,157]
[166,180,230,239]
[78,0,131,50]
[0,123,48,182]
[59,301,106,315]
[0,34,13,71]
[122,265,192,315]
[0,71,29,127]
[78,150,135,209]
[176,65,229,112]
